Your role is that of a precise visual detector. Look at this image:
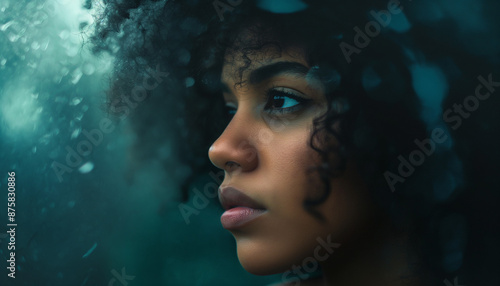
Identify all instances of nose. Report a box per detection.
[208,110,259,174]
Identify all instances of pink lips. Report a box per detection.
[219,186,266,230]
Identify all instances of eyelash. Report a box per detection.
[224,87,311,118]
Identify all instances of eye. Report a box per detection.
[271,94,299,109]
[264,87,311,115]
[224,103,237,120]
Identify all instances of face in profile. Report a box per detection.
[208,41,379,276]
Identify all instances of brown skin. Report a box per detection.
[208,43,426,285]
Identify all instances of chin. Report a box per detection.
[235,237,303,276]
[238,253,286,276]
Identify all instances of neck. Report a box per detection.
[319,224,429,286]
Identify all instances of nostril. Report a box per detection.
[225,161,240,172]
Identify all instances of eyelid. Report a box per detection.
[268,86,308,99]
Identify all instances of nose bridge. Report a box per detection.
[208,108,259,173]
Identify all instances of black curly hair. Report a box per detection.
[91,0,500,284]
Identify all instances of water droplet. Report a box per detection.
[31,41,40,50]
[78,162,94,174]
[75,112,84,121]
[70,97,83,106]
[8,33,20,42]
[82,63,95,75]
[71,68,83,84]
[1,21,13,32]
[82,242,97,258]
[71,128,81,139]
[39,134,51,145]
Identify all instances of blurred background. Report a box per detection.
[0,0,499,285]
[0,0,280,285]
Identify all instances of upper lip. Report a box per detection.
[219,186,266,211]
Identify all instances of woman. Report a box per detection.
[93,0,497,285]
[203,4,437,285]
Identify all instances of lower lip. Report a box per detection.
[221,207,266,229]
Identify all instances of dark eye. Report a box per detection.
[224,103,237,120]
[264,87,311,115]
[269,94,300,109]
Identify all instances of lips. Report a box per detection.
[219,186,267,229]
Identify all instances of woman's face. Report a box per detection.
[208,44,376,275]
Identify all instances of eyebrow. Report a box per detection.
[219,61,310,95]
[249,61,310,84]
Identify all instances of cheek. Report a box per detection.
[264,127,319,211]
[258,125,373,243]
